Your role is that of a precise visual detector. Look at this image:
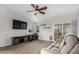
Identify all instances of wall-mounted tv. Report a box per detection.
[13,19,27,29]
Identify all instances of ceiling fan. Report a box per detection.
[40,24,47,26]
[27,4,47,15]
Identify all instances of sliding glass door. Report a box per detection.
[54,23,71,42]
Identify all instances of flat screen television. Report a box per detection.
[13,19,27,29]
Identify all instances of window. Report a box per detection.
[54,23,71,42]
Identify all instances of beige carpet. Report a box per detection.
[0,40,52,54]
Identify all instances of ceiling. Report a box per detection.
[3,4,79,22]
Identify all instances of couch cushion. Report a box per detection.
[54,42,61,48]
[41,48,59,54]
[41,42,61,54]
[60,36,77,54]
[46,41,57,49]
[70,42,79,54]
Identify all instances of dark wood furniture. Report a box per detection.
[12,33,38,45]
[12,36,27,45]
[28,33,38,41]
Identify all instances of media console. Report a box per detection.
[12,33,38,45]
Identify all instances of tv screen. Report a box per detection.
[13,19,27,29]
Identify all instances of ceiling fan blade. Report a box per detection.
[27,10,35,12]
[39,10,45,14]
[27,11,33,12]
[31,4,36,9]
[39,6,47,10]
[40,24,47,26]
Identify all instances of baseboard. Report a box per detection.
[0,45,12,51]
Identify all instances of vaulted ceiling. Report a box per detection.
[3,4,79,23]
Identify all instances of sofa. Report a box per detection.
[41,33,79,54]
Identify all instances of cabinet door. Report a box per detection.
[12,38,19,45]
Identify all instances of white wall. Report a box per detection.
[77,10,79,37]
[39,27,53,41]
[0,5,78,47]
[0,5,34,47]
[71,20,77,35]
[39,13,77,42]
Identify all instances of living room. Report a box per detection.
[0,4,79,54]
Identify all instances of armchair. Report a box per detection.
[41,33,79,54]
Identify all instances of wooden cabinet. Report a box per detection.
[12,36,27,45]
[12,33,38,45]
